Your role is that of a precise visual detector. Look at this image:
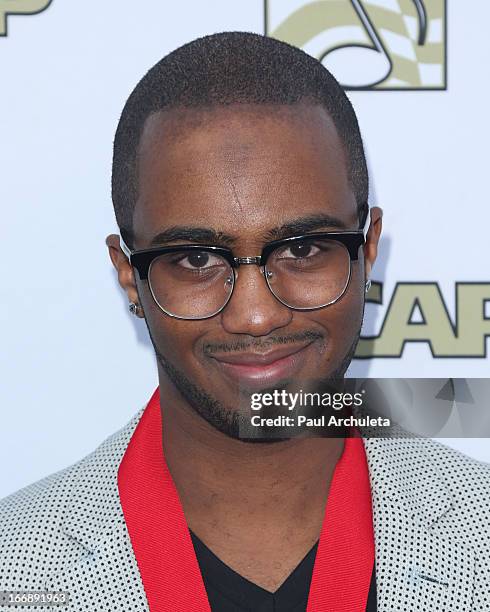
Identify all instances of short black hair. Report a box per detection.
[112,31,369,249]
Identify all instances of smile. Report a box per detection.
[209,342,315,388]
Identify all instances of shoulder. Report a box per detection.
[420,438,490,587]
[0,407,145,588]
[365,434,490,525]
[0,407,144,517]
[423,437,490,505]
[0,458,83,588]
[366,432,490,486]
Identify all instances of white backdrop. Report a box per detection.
[1,1,488,499]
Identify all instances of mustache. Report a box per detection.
[202,330,325,355]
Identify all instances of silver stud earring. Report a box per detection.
[365,279,372,294]
[129,302,141,316]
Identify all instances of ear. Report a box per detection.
[363,207,383,280]
[105,234,145,318]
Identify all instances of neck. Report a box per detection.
[158,372,344,561]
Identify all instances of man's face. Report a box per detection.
[111,103,381,438]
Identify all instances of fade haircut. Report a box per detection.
[111,31,369,249]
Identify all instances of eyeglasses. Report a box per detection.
[120,230,366,320]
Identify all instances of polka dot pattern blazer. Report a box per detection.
[1,406,489,611]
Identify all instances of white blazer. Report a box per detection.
[1,404,489,611]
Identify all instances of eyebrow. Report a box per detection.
[264,214,349,240]
[147,213,350,249]
[148,226,236,247]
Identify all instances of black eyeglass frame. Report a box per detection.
[120,229,366,319]
[120,231,365,281]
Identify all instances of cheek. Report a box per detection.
[338,259,364,314]
[334,263,365,331]
[309,263,364,344]
[138,281,212,365]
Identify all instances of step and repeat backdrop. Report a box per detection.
[1,1,489,497]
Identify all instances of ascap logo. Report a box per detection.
[356,282,490,358]
[0,0,52,37]
[264,0,447,90]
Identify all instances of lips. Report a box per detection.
[209,342,314,388]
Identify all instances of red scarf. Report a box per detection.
[118,387,374,611]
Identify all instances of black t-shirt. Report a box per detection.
[190,530,377,612]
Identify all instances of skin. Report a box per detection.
[106,102,382,591]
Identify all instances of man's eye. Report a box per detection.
[279,242,320,259]
[177,252,222,269]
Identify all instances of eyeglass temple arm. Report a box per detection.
[119,235,133,260]
[359,202,370,233]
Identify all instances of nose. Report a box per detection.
[220,265,292,336]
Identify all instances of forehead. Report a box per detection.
[132,103,357,247]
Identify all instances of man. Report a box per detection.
[1,31,489,612]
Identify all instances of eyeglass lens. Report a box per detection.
[147,238,351,319]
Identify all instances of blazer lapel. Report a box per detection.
[44,408,149,611]
[363,436,474,612]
